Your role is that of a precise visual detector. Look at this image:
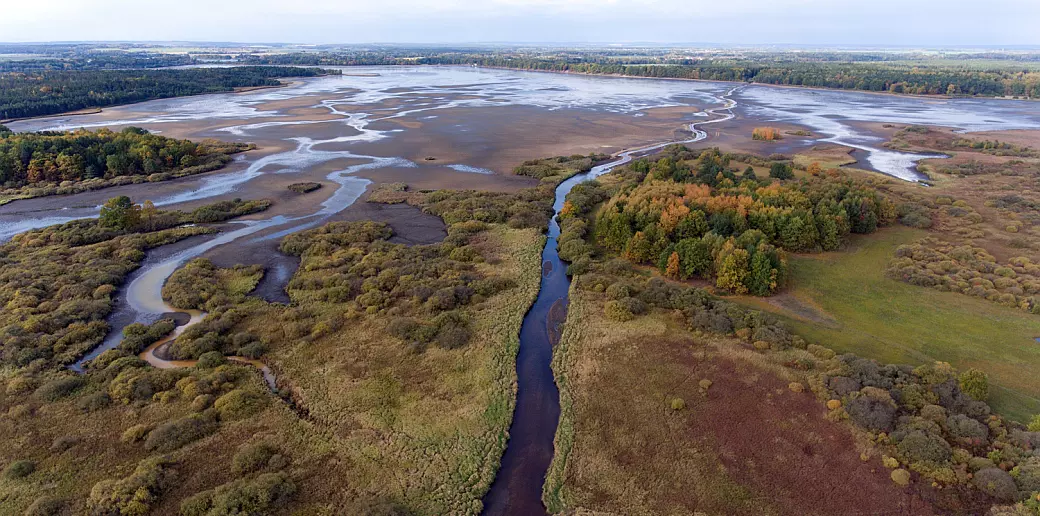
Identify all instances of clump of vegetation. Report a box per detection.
[287,181,322,193]
[87,456,176,515]
[752,127,783,141]
[34,376,85,401]
[888,238,1040,314]
[0,126,253,201]
[231,442,287,475]
[179,472,296,516]
[514,154,607,180]
[562,145,894,296]
[0,196,272,370]
[163,259,264,311]
[144,414,219,452]
[3,459,35,479]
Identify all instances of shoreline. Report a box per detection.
[6,64,1035,127]
[0,74,329,125]
[434,64,1039,102]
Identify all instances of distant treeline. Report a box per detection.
[0,53,194,72]
[246,52,1040,98]
[0,66,337,120]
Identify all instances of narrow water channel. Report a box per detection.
[480,87,740,515]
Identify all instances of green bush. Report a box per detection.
[144,414,218,452]
[846,395,897,432]
[179,472,296,516]
[287,182,322,193]
[196,351,227,369]
[604,300,635,322]
[605,283,630,300]
[23,496,64,516]
[214,389,266,421]
[4,459,35,479]
[959,368,990,401]
[88,456,175,515]
[232,442,284,475]
[1030,415,1040,432]
[972,467,1018,501]
[1015,457,1040,492]
[34,376,85,401]
[896,430,952,464]
[946,414,988,441]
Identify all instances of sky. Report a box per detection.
[1,0,1039,46]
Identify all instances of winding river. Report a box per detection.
[480,86,739,516]
[3,66,1040,513]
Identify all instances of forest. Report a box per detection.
[0,66,337,120]
[0,126,249,188]
[556,146,894,298]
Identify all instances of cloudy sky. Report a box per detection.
[2,0,1038,46]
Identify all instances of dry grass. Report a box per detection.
[546,288,932,515]
[242,225,545,513]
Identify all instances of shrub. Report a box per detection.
[847,394,897,432]
[605,283,630,300]
[752,127,782,141]
[946,414,988,441]
[121,424,152,444]
[968,456,996,472]
[901,211,933,229]
[232,442,284,475]
[959,368,989,401]
[78,391,112,413]
[191,394,214,412]
[24,496,64,516]
[50,435,79,453]
[88,456,175,515]
[1015,457,1040,493]
[4,459,35,479]
[604,300,634,321]
[196,351,227,369]
[808,344,835,360]
[214,389,266,421]
[6,376,34,395]
[891,468,911,486]
[179,472,296,516]
[897,430,952,464]
[34,376,85,401]
[1030,415,1040,432]
[972,468,1018,501]
[287,182,322,193]
[670,398,686,410]
[144,414,218,452]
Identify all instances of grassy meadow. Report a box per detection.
[739,225,1040,422]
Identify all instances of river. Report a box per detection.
[3,66,1040,514]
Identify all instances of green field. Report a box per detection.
[741,226,1040,422]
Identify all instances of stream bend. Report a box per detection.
[479,86,740,516]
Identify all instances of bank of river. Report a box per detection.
[480,86,740,516]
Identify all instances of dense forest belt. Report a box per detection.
[246,53,1040,98]
[0,126,252,204]
[0,66,340,120]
